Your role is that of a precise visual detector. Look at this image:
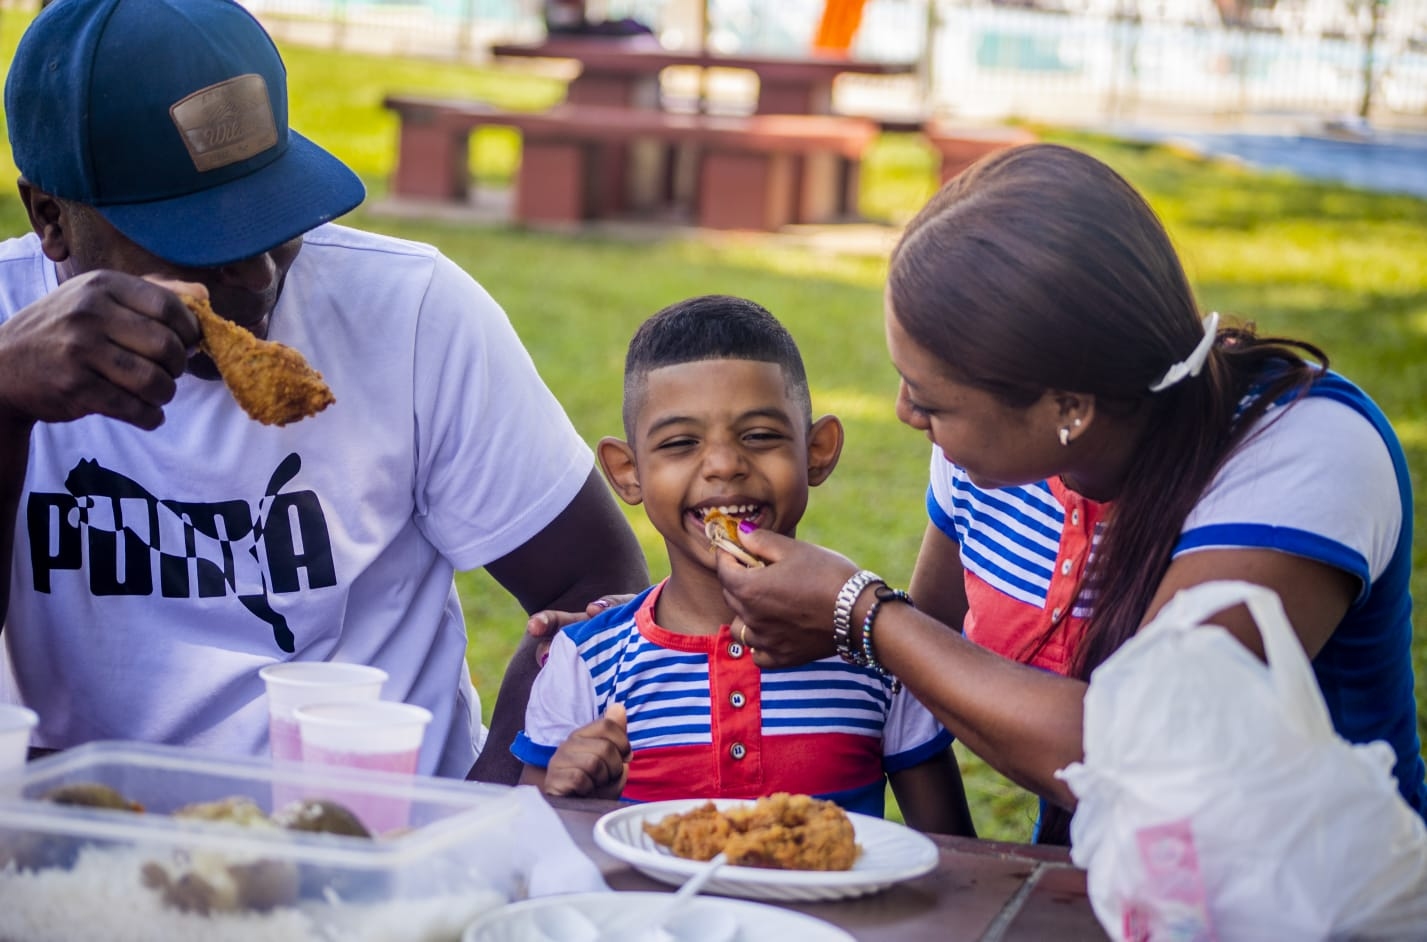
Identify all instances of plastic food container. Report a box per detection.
[0,742,552,942]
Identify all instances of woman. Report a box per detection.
[712,142,1425,844]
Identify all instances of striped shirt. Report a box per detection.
[928,471,1106,674]
[514,582,952,816]
[928,372,1426,820]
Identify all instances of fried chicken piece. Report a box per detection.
[183,294,335,426]
[643,793,860,871]
[723,793,860,870]
[643,801,735,862]
[703,509,765,569]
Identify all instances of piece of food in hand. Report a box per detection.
[703,509,765,568]
[643,792,860,871]
[182,293,335,426]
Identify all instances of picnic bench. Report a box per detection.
[925,122,1039,182]
[383,95,880,230]
[487,36,921,223]
[488,36,919,116]
[870,112,1038,183]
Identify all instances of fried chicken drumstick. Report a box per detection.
[703,508,765,569]
[182,294,335,426]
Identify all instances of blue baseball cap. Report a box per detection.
[5,0,366,268]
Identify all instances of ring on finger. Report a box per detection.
[738,623,750,647]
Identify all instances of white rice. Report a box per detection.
[0,845,505,942]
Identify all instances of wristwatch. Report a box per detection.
[833,569,883,665]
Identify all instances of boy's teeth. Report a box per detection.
[707,504,757,518]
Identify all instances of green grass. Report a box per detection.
[2,15,1424,843]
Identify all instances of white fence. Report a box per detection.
[231,0,1427,125]
[920,3,1427,123]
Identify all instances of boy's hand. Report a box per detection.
[542,703,630,799]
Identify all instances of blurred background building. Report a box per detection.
[223,0,1427,129]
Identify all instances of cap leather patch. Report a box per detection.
[170,74,279,172]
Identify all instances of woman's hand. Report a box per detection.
[714,529,858,668]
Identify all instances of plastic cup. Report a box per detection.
[0,705,38,775]
[259,662,388,762]
[295,701,433,773]
[294,701,433,834]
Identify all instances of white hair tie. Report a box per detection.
[1149,311,1220,392]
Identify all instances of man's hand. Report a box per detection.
[542,703,630,799]
[526,594,637,665]
[0,271,200,431]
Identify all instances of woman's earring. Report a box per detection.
[1073,418,1083,428]
[1058,426,1071,447]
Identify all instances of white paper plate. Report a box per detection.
[592,798,939,901]
[462,891,855,942]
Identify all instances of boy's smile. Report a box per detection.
[688,501,765,539]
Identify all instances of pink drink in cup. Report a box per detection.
[258,662,388,762]
[294,700,433,835]
[270,715,303,763]
[259,663,387,813]
[301,744,420,775]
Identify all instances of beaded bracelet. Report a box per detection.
[833,569,883,666]
[860,584,912,693]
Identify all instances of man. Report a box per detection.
[0,0,647,782]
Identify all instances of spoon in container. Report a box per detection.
[602,853,732,942]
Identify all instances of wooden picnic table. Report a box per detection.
[385,37,1026,228]
[382,96,878,228]
[489,34,917,115]
[487,34,918,225]
[549,794,1111,941]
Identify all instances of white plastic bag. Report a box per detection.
[1056,580,1427,942]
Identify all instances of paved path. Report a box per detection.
[1107,121,1427,199]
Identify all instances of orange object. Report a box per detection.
[813,0,869,53]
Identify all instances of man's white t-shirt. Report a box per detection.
[0,224,594,777]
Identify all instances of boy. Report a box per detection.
[512,295,973,834]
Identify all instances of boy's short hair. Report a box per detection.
[623,295,811,437]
